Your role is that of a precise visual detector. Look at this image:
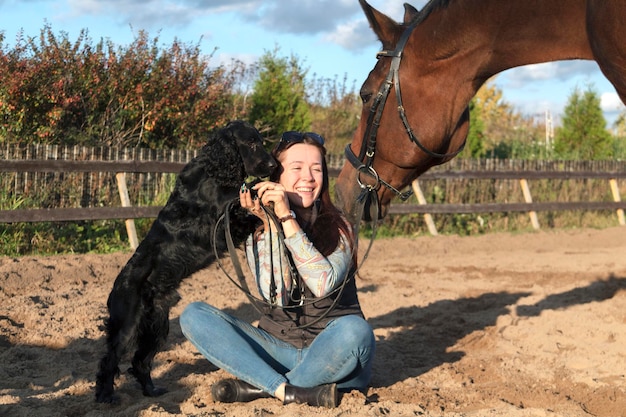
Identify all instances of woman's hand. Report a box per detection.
[240,184,265,220]
[253,181,291,218]
[241,181,296,236]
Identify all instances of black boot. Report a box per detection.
[283,383,338,408]
[211,379,271,403]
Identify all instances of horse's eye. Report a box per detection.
[360,90,372,104]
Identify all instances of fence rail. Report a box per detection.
[0,160,186,174]
[2,159,625,227]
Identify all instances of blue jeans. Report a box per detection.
[179,301,375,395]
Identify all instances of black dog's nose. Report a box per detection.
[258,156,278,178]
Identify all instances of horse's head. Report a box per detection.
[336,0,470,223]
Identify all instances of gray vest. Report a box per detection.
[257,270,364,349]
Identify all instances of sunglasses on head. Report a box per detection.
[276,131,325,151]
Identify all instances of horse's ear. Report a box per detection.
[359,0,402,47]
[403,3,420,23]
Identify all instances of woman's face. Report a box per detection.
[277,143,324,209]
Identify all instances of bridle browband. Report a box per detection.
[344,19,465,203]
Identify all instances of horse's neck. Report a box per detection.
[422,0,593,84]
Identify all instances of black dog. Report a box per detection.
[95,120,277,403]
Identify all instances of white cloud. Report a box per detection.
[505,61,600,88]
[61,0,428,52]
[324,0,430,52]
[248,0,359,35]
[601,92,626,113]
[516,98,564,120]
[517,63,560,81]
[66,0,259,29]
[214,51,258,68]
[325,19,376,50]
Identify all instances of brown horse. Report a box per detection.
[336,0,626,222]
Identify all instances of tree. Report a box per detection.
[615,112,626,137]
[469,78,550,159]
[474,79,522,146]
[462,97,486,158]
[613,112,626,159]
[308,74,360,154]
[248,49,311,139]
[0,25,238,148]
[554,85,613,159]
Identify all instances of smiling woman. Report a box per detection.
[179,130,376,409]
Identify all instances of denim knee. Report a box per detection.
[179,301,209,335]
[330,315,375,350]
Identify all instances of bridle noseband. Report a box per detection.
[344,19,465,204]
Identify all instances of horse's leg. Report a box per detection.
[587,2,626,104]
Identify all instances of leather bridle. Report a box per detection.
[344,19,465,205]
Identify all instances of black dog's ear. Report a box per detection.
[224,120,248,137]
[177,162,205,187]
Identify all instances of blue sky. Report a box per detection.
[2,0,624,129]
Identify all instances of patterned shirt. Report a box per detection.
[245,229,352,306]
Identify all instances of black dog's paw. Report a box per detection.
[128,367,168,397]
[144,385,168,397]
[95,389,121,404]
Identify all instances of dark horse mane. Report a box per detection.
[377,0,453,49]
[410,0,454,26]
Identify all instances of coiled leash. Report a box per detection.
[213,198,352,330]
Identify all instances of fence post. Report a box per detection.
[115,172,139,249]
[520,178,540,230]
[411,180,438,236]
[609,178,626,226]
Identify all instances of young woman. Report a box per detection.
[180,131,375,408]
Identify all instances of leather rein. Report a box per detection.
[214,200,351,330]
[344,19,465,205]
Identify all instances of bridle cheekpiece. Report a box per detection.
[344,19,464,205]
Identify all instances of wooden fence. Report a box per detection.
[398,169,626,235]
[2,158,626,243]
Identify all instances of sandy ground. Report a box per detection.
[1,226,626,417]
